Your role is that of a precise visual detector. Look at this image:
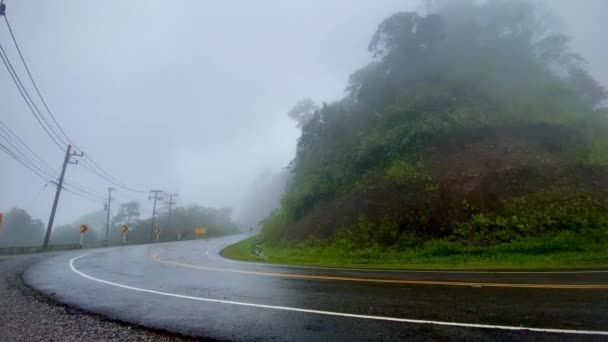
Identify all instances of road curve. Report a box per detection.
[24,234,608,341]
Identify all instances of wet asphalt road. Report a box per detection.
[23,235,608,341]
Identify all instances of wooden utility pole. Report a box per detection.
[165,193,177,229]
[148,190,163,242]
[104,187,114,246]
[43,145,82,249]
[425,0,434,15]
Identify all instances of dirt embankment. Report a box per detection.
[283,124,608,241]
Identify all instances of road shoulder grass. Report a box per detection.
[221,233,608,270]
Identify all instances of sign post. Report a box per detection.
[121,225,130,244]
[176,229,182,241]
[155,227,161,241]
[79,224,89,248]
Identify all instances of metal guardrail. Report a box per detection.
[0,244,80,255]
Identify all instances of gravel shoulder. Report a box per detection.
[0,254,204,342]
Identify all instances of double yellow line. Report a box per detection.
[151,249,608,290]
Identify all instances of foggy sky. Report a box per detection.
[1,0,606,226]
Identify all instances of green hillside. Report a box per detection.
[240,0,608,267]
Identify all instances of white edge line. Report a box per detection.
[69,251,608,336]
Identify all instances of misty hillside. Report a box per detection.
[263,0,608,247]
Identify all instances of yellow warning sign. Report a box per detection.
[195,227,207,237]
[80,224,89,233]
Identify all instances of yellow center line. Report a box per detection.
[151,248,608,289]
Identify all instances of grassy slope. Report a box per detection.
[256,7,608,269]
[222,233,608,270]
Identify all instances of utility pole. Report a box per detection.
[165,193,177,229]
[43,145,83,249]
[424,0,434,15]
[104,187,114,246]
[148,190,163,242]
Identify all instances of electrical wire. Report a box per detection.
[0,119,58,175]
[79,159,146,193]
[0,122,58,178]
[3,15,74,147]
[22,182,49,208]
[0,119,109,198]
[62,187,105,204]
[0,141,51,182]
[0,41,66,150]
[63,181,106,201]
[1,13,148,193]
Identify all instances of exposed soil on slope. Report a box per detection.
[283,124,608,241]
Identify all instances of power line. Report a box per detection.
[0,41,66,150]
[78,159,145,193]
[0,123,105,207]
[0,141,51,182]
[0,129,53,180]
[1,11,147,193]
[63,187,105,204]
[22,182,49,209]
[0,127,56,179]
[0,121,58,179]
[0,120,107,200]
[3,15,73,148]
[81,156,147,193]
[0,119,58,175]
[63,181,106,201]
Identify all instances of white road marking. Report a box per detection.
[204,249,217,261]
[69,251,608,336]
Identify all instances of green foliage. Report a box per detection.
[225,229,608,269]
[120,205,239,244]
[221,236,259,260]
[261,208,289,242]
[386,159,425,183]
[112,201,140,227]
[502,193,608,232]
[419,239,460,257]
[493,231,595,255]
[587,135,608,166]
[453,214,528,245]
[265,0,608,251]
[0,208,44,247]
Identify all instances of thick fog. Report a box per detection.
[0,0,606,229]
